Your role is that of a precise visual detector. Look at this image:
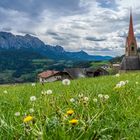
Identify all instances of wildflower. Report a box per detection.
[46,89,53,95]
[78,94,84,98]
[3,90,8,94]
[23,115,33,123]
[83,97,89,102]
[98,94,103,98]
[41,90,47,95]
[29,108,34,113]
[115,80,127,89]
[62,79,71,85]
[30,96,37,102]
[14,112,20,116]
[93,98,98,103]
[67,109,74,115]
[69,119,78,125]
[31,83,36,86]
[115,73,120,77]
[104,95,109,100]
[70,98,75,103]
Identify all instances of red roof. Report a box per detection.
[38,70,60,78]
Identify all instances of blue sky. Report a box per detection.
[0,0,140,56]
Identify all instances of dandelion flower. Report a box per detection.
[30,96,37,102]
[14,112,20,116]
[98,94,103,98]
[62,79,71,85]
[83,97,89,102]
[104,95,109,100]
[67,109,74,115]
[93,98,98,103]
[29,108,34,113]
[78,94,84,98]
[69,119,78,125]
[46,89,53,95]
[70,98,75,103]
[23,115,33,123]
[115,73,120,77]
[31,83,36,86]
[3,90,8,94]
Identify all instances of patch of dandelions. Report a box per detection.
[62,79,71,85]
[30,96,37,102]
[41,90,53,95]
[98,94,109,102]
[114,80,129,89]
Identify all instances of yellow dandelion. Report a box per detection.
[23,115,33,123]
[67,109,74,115]
[69,119,78,125]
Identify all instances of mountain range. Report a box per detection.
[0,32,112,61]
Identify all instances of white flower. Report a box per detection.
[14,112,20,116]
[46,90,53,95]
[29,108,34,113]
[30,96,37,102]
[62,79,71,85]
[115,73,120,77]
[93,98,98,103]
[70,98,75,103]
[104,95,109,100]
[31,83,36,86]
[3,90,8,94]
[115,80,127,88]
[83,97,89,102]
[78,94,84,98]
[98,94,103,98]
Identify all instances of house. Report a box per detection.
[38,70,71,83]
[86,68,109,77]
[38,68,109,83]
[64,68,86,79]
[120,11,140,72]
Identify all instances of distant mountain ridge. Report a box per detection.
[0,32,112,61]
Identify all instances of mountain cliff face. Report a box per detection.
[0,32,112,61]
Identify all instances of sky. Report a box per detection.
[0,0,140,56]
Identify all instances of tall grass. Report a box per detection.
[0,73,140,140]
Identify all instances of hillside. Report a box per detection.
[0,31,112,84]
[0,73,140,139]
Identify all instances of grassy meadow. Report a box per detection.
[0,73,140,140]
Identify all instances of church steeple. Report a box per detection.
[125,10,138,56]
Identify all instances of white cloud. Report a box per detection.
[0,0,140,56]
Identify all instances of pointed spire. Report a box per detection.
[128,8,135,40]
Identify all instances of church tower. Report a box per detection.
[125,11,138,56]
[120,10,140,71]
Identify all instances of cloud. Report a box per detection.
[0,0,140,56]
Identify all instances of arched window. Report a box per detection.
[131,43,135,51]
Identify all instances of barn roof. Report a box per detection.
[38,70,60,78]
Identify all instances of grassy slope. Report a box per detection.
[0,73,140,140]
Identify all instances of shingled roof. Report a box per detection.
[38,70,60,78]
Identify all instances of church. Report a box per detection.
[120,11,140,72]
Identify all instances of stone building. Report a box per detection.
[120,11,140,72]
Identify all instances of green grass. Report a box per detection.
[0,73,140,140]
